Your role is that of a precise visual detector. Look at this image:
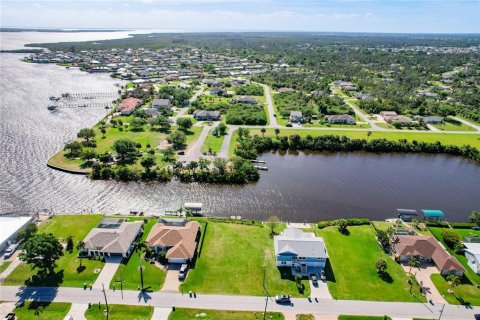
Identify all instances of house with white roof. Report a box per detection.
[274,227,328,277]
[463,240,480,274]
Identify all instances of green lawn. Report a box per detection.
[317,225,425,302]
[14,301,71,320]
[0,260,12,273]
[4,215,105,287]
[430,274,480,306]
[239,128,480,148]
[433,118,477,132]
[168,308,284,320]
[181,221,310,297]
[428,227,480,285]
[85,303,153,320]
[371,221,396,231]
[201,130,225,155]
[109,218,166,291]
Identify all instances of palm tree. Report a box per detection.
[408,256,421,274]
[274,128,280,138]
[76,240,86,268]
[260,128,266,137]
[446,274,461,292]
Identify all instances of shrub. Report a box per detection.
[442,229,461,249]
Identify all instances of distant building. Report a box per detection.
[274,227,328,277]
[277,87,295,94]
[236,96,258,104]
[380,111,412,125]
[326,114,356,125]
[463,239,480,274]
[118,97,142,115]
[193,110,221,121]
[143,108,160,118]
[82,218,143,258]
[418,116,444,124]
[289,111,303,123]
[209,87,226,95]
[152,98,171,110]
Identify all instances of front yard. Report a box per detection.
[430,273,480,306]
[168,308,284,320]
[4,215,105,288]
[316,225,425,302]
[13,301,71,320]
[109,218,166,291]
[85,303,153,320]
[180,220,310,297]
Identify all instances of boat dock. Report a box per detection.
[48,102,114,110]
[49,91,119,101]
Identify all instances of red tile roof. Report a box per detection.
[146,221,200,260]
[118,97,142,113]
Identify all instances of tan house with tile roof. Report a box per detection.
[82,218,143,258]
[146,219,200,264]
[394,235,465,277]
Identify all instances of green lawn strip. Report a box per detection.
[338,316,392,320]
[85,303,153,320]
[201,130,225,155]
[428,227,480,285]
[296,315,315,320]
[4,215,105,287]
[317,225,425,302]
[48,149,88,173]
[14,301,71,320]
[371,221,395,231]
[229,130,240,157]
[109,218,165,291]
[302,122,370,129]
[180,221,310,297]
[430,274,480,306]
[244,128,480,148]
[168,308,284,320]
[0,260,12,273]
[432,118,477,132]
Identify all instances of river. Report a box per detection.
[0,31,479,221]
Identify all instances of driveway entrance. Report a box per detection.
[401,262,447,303]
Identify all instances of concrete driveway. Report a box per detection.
[92,256,122,289]
[161,264,181,293]
[309,279,332,300]
[401,262,446,303]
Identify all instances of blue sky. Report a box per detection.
[1,0,479,33]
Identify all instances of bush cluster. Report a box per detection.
[317,218,370,229]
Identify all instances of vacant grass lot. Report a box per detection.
[85,303,153,320]
[109,218,166,291]
[431,274,480,306]
[433,118,477,132]
[242,128,480,148]
[317,225,425,302]
[0,260,12,273]
[181,221,310,297]
[201,130,225,155]
[14,301,71,320]
[4,215,105,287]
[169,308,284,320]
[429,227,480,286]
[338,316,392,320]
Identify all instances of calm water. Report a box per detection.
[1,31,479,221]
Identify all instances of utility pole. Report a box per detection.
[115,278,124,299]
[438,303,446,320]
[262,266,272,320]
[102,283,109,319]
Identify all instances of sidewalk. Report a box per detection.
[64,303,88,320]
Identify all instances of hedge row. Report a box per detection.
[317,218,370,229]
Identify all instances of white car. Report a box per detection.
[3,245,17,259]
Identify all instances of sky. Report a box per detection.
[1,0,479,33]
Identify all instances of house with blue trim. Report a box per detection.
[274,227,328,277]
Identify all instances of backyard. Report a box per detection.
[3,215,105,288]
[180,220,310,297]
[168,308,284,320]
[316,225,426,302]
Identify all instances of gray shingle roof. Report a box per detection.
[274,227,328,258]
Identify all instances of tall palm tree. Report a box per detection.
[76,240,86,268]
[408,256,420,274]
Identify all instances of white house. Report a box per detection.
[274,227,328,277]
[463,242,480,274]
[0,216,34,253]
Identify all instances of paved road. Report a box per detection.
[0,285,478,319]
[452,116,480,131]
[179,125,213,163]
[262,84,278,128]
[172,87,204,123]
[343,98,385,131]
[217,127,235,158]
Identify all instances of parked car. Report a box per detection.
[275,294,291,304]
[3,244,17,259]
[177,151,185,155]
[474,314,480,320]
[3,313,16,320]
[178,264,188,280]
[310,274,318,286]
[320,270,326,281]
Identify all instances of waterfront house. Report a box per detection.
[152,98,171,110]
[193,110,221,121]
[209,87,226,95]
[463,239,480,274]
[81,218,143,258]
[326,114,356,125]
[118,97,142,115]
[393,235,464,276]
[289,111,303,124]
[146,218,200,264]
[274,227,328,277]
[0,216,34,253]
